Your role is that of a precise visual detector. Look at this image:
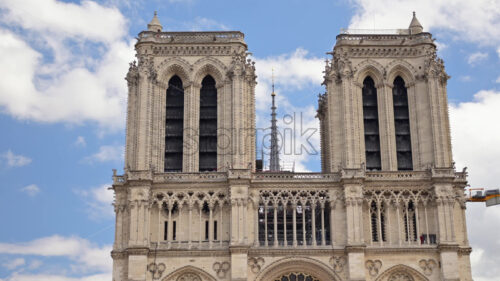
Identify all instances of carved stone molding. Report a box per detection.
[329,256,346,273]
[365,259,382,276]
[418,259,436,276]
[388,271,415,281]
[213,261,230,278]
[248,257,265,273]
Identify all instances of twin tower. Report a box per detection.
[111,12,473,281]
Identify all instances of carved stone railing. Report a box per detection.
[454,171,467,182]
[365,171,430,181]
[154,172,227,183]
[138,31,245,44]
[252,172,340,182]
[113,175,126,185]
[340,28,410,35]
[336,32,432,43]
[152,241,230,250]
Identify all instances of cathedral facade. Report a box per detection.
[111,12,473,281]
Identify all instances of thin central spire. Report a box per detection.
[270,68,280,172]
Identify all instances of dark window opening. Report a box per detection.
[199,75,217,171]
[393,76,413,170]
[165,75,184,172]
[362,77,381,170]
[164,221,168,241]
[173,221,177,240]
[214,221,218,240]
[205,220,209,240]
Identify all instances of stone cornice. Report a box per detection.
[364,246,438,254]
[458,247,472,255]
[437,243,460,252]
[151,249,230,257]
[248,247,342,256]
[229,245,250,254]
[345,245,366,253]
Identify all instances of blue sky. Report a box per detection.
[0,0,499,280]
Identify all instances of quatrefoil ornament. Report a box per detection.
[147,262,166,279]
[213,261,230,278]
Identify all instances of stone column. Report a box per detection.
[378,82,397,170]
[183,83,200,172]
[342,173,366,281]
[228,169,251,281]
[343,79,363,169]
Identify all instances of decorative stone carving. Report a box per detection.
[365,260,382,276]
[147,262,166,279]
[388,272,414,281]
[176,272,202,281]
[329,256,346,273]
[248,257,265,273]
[213,261,230,278]
[418,259,437,275]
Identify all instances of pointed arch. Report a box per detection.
[386,60,417,86]
[193,57,226,87]
[255,256,340,281]
[161,265,217,281]
[354,59,385,87]
[157,57,192,88]
[375,264,429,281]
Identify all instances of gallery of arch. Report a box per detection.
[111,12,473,281]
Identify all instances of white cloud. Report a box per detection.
[0,0,126,43]
[459,75,472,82]
[74,136,87,147]
[2,150,32,167]
[348,0,500,46]
[0,0,134,132]
[20,184,40,197]
[83,145,123,163]
[2,257,25,270]
[254,49,324,171]
[185,17,229,31]
[467,52,488,65]
[1,273,111,281]
[434,41,447,51]
[28,259,42,270]
[450,90,500,281]
[0,235,112,273]
[76,184,114,220]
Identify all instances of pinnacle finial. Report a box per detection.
[271,67,276,96]
[148,10,163,32]
[409,11,423,34]
[269,67,279,172]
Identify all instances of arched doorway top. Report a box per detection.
[255,256,340,281]
[161,265,216,281]
[375,264,429,281]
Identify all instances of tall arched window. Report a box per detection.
[393,76,413,170]
[362,77,381,170]
[165,75,184,172]
[199,75,217,171]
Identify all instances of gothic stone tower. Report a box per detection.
[112,13,473,281]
